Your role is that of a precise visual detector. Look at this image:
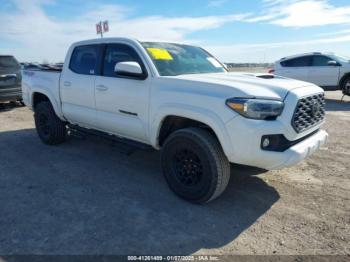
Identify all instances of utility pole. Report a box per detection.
[96,21,103,38]
[99,21,103,38]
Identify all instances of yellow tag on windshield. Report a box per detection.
[147,48,173,60]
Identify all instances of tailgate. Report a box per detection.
[0,73,21,89]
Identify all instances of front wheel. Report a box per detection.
[161,128,231,203]
[34,101,67,145]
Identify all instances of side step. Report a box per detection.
[68,124,153,155]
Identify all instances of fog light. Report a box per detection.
[262,138,270,148]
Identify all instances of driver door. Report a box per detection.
[308,55,340,87]
[94,43,150,142]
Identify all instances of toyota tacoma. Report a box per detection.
[22,38,328,203]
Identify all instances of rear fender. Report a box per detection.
[31,88,64,120]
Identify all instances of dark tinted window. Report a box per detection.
[280,56,311,67]
[0,56,20,69]
[312,55,333,66]
[103,44,145,77]
[69,45,99,75]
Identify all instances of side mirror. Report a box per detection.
[114,61,145,79]
[327,60,340,66]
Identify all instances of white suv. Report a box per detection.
[271,52,350,94]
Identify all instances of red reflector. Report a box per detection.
[268,68,275,74]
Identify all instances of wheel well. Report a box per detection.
[158,116,219,147]
[339,73,350,88]
[32,93,50,108]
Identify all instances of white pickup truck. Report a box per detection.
[22,38,328,203]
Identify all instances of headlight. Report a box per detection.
[226,98,284,120]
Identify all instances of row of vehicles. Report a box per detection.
[21,62,63,71]
[3,52,350,106]
[0,57,63,104]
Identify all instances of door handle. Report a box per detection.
[63,81,71,87]
[96,85,109,91]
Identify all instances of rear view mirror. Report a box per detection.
[114,62,145,79]
[327,60,340,66]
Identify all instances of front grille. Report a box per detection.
[292,93,325,133]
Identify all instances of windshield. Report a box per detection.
[141,42,226,76]
[0,56,20,69]
[332,54,350,63]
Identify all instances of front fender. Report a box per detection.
[150,103,235,159]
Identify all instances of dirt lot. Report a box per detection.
[0,92,349,256]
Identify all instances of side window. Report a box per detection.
[69,45,99,75]
[312,55,332,66]
[103,44,145,77]
[280,56,311,67]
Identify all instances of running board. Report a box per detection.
[68,124,153,154]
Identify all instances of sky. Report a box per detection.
[1,0,350,63]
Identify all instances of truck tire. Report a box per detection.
[161,127,231,203]
[341,76,350,96]
[34,101,67,145]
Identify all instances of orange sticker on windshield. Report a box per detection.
[147,48,173,60]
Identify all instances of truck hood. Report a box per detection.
[171,72,314,100]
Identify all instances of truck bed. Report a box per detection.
[21,69,61,110]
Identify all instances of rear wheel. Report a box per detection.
[34,101,67,145]
[341,76,350,96]
[161,128,231,203]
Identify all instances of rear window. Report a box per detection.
[69,45,99,75]
[280,56,311,67]
[0,56,20,69]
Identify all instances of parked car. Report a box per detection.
[54,63,64,69]
[22,63,63,72]
[270,52,350,93]
[22,38,328,203]
[0,55,22,103]
[22,63,45,71]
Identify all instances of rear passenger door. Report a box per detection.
[278,56,311,82]
[308,55,340,87]
[60,45,101,128]
[94,43,150,142]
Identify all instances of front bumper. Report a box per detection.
[271,129,328,169]
[222,85,329,170]
[0,86,22,103]
[0,91,22,103]
[225,117,328,170]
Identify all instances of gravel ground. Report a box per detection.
[0,92,349,256]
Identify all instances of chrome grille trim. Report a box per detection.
[291,93,325,133]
